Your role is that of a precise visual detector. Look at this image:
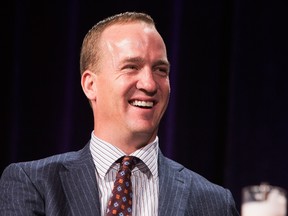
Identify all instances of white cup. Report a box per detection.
[241,183,287,216]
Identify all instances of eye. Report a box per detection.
[123,64,138,71]
[154,66,169,76]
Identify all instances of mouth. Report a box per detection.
[129,100,155,109]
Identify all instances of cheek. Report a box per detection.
[117,77,136,94]
[98,80,127,105]
[95,78,113,102]
[159,79,170,95]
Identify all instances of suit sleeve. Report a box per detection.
[0,163,44,215]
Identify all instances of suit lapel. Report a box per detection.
[158,152,189,216]
[57,145,189,216]
[59,144,101,216]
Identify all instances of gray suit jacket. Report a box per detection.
[0,143,239,216]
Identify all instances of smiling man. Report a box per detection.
[0,12,240,216]
[81,16,170,154]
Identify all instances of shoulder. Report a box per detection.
[1,143,91,179]
[160,154,230,194]
[160,156,239,214]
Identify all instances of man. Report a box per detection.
[0,12,240,215]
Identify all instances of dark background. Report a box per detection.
[1,0,288,212]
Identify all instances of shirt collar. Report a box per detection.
[90,132,159,179]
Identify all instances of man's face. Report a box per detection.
[93,22,170,142]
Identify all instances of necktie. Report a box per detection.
[106,156,137,216]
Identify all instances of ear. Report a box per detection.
[81,70,97,100]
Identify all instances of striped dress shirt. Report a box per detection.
[90,132,159,216]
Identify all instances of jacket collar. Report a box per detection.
[158,151,189,216]
[59,143,101,216]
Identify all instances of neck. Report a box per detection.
[93,130,157,154]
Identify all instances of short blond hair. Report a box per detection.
[79,12,155,75]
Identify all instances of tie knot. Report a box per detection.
[121,156,137,171]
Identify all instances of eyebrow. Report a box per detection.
[122,57,170,68]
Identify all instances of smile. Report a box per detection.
[130,100,154,108]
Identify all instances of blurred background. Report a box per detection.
[1,0,288,212]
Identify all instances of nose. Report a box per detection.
[136,68,157,94]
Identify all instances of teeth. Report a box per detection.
[131,100,153,107]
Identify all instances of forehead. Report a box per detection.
[102,22,157,40]
[100,22,166,54]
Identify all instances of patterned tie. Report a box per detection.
[106,156,137,216]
